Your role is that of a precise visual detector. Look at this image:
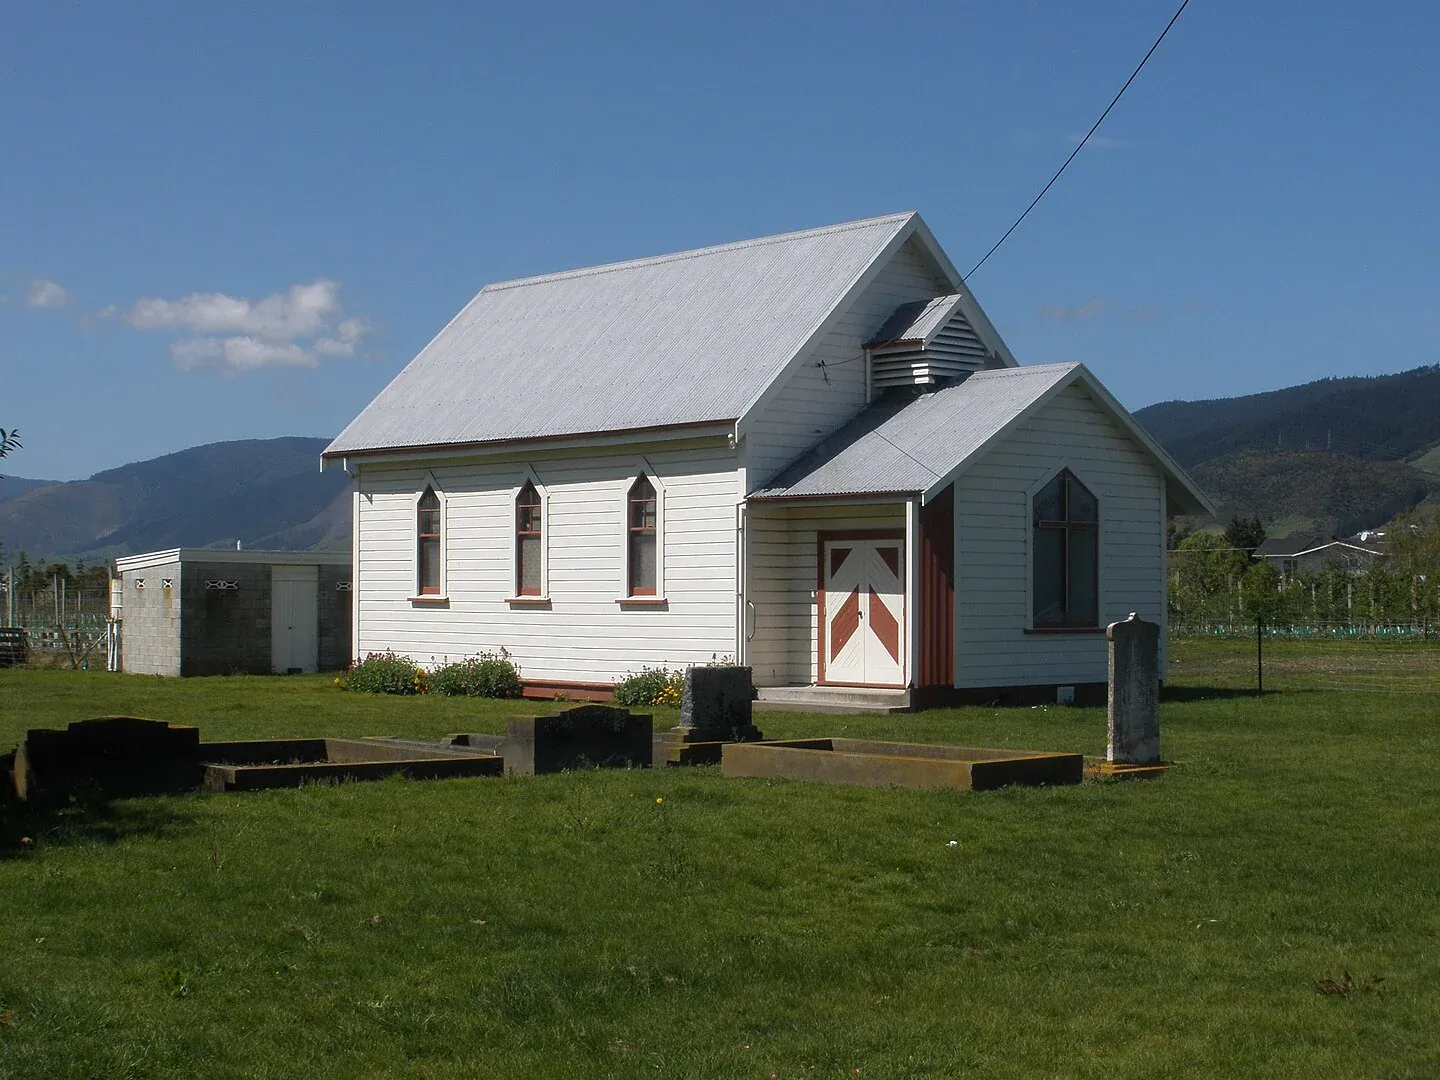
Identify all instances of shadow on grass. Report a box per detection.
[0,796,198,861]
[1161,685,1266,703]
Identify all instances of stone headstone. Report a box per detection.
[677,666,762,742]
[504,705,652,776]
[13,716,202,806]
[1107,613,1160,765]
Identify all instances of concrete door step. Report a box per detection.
[755,686,912,715]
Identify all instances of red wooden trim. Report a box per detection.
[520,678,616,702]
[408,595,449,606]
[918,485,954,688]
[868,585,901,663]
[616,596,667,608]
[816,529,906,687]
[505,596,551,607]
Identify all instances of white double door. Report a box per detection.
[821,537,906,687]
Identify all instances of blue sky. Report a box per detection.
[4,1,1438,480]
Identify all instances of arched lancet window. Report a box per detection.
[627,475,657,596]
[417,487,442,595]
[1033,470,1098,627]
[516,481,542,596]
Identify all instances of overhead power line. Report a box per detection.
[964,0,1193,281]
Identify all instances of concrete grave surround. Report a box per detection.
[722,738,1083,791]
[504,705,653,776]
[200,738,502,792]
[1107,612,1161,765]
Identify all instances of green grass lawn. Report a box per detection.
[2,642,1439,1078]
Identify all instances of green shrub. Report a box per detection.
[342,651,425,695]
[614,666,684,707]
[429,652,522,698]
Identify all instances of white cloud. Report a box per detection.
[171,337,317,374]
[27,279,70,309]
[123,278,368,375]
[313,317,369,357]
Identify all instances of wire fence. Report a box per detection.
[1,587,113,667]
[1173,620,1436,641]
[1168,629,1440,696]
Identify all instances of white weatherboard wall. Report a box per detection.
[746,502,906,687]
[354,437,740,683]
[742,238,949,488]
[953,383,1167,689]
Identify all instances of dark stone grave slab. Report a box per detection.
[13,716,202,807]
[505,705,653,776]
[657,666,763,765]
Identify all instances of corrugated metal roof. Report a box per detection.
[325,212,918,456]
[751,364,1083,498]
[865,293,965,347]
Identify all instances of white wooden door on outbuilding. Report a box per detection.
[271,565,319,674]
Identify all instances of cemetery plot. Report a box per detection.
[502,705,653,776]
[722,737,1083,791]
[199,737,502,792]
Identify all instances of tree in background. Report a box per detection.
[0,427,18,479]
[1387,506,1440,624]
[1223,515,1266,561]
[1170,532,1249,623]
[1240,560,1284,624]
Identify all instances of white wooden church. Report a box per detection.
[324,212,1210,706]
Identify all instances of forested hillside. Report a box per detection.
[1137,366,1440,540]
[0,438,351,561]
[1136,365,1440,468]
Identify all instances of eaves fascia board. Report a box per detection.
[324,421,736,469]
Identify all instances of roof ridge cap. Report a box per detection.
[971,361,1081,378]
[482,212,916,293]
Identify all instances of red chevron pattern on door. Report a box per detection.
[819,533,906,687]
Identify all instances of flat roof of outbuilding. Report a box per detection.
[114,549,352,573]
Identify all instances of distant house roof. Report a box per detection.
[1258,537,1309,559]
[751,363,1213,514]
[325,212,1012,459]
[1261,537,1387,562]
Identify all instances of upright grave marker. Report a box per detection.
[656,665,764,765]
[1107,612,1160,765]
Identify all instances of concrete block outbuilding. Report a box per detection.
[113,549,352,676]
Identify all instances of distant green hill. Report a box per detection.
[1136,365,1440,469]
[0,438,352,561]
[1137,367,1440,542]
[0,476,56,503]
[1188,452,1433,540]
